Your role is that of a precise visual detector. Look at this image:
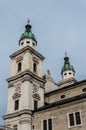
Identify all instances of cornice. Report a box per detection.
[7,70,45,87]
[45,79,86,97]
[34,93,86,112]
[10,46,45,60]
[57,78,77,86]
[3,109,32,120]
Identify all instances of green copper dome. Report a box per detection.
[19,21,37,43]
[61,55,75,74]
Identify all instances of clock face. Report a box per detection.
[15,84,21,93]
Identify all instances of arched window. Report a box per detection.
[33,63,37,73]
[14,99,19,110]
[34,100,38,110]
[18,62,21,72]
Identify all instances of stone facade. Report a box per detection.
[45,81,86,103]
[33,97,86,130]
[1,22,86,130]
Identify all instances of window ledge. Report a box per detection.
[68,124,82,129]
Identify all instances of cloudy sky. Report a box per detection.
[0,0,86,124]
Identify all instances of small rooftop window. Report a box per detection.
[64,73,67,76]
[60,95,65,99]
[26,41,30,43]
[33,42,35,46]
[21,42,24,46]
[82,88,86,92]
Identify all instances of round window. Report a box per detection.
[82,88,86,92]
[60,95,65,99]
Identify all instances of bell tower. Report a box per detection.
[58,52,77,87]
[3,21,45,130]
[61,52,75,80]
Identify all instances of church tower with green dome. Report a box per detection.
[19,20,37,49]
[58,52,77,87]
[61,52,75,80]
[3,21,45,130]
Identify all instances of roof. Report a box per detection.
[45,79,86,96]
[34,93,86,112]
[61,56,75,74]
[19,21,37,43]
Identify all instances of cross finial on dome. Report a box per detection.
[25,18,32,32]
[27,18,30,24]
[47,69,51,75]
[65,51,67,57]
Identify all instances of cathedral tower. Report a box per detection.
[61,52,75,80]
[58,53,77,87]
[3,21,45,130]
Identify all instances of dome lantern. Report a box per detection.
[19,20,37,49]
[61,52,75,80]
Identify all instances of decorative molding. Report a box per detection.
[7,70,45,85]
[19,118,32,124]
[33,84,39,93]
[33,57,39,64]
[33,93,40,100]
[34,93,86,112]
[8,83,14,88]
[3,109,32,120]
[14,84,21,93]
[16,56,23,63]
[22,75,33,83]
[40,82,45,88]
[10,46,45,60]
[0,125,12,130]
[57,77,77,87]
[28,49,32,54]
[12,93,21,99]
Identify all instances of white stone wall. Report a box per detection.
[10,51,43,78]
[38,87,44,108]
[33,100,86,130]
[6,38,44,130]
[20,81,33,110]
[7,80,33,113]
[22,52,30,71]
[11,58,17,76]
[7,87,14,113]
[20,122,31,130]
[45,78,55,93]
[62,70,75,80]
[38,60,43,77]
[32,80,44,110]
[19,38,36,49]
[5,114,32,130]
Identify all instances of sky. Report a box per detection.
[0,0,86,124]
